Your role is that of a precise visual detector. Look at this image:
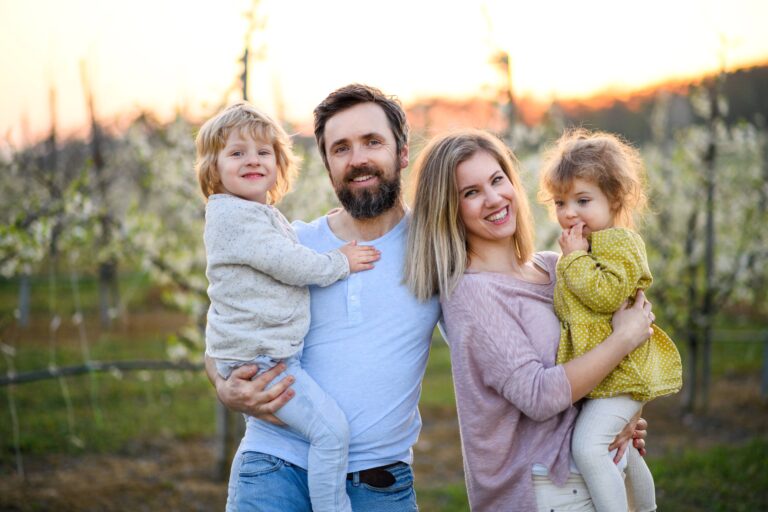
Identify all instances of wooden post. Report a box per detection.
[762,331,768,402]
[17,272,30,328]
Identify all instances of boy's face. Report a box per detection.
[216,129,278,203]
[553,178,614,237]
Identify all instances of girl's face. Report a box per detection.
[216,129,278,203]
[554,178,615,237]
[456,150,518,247]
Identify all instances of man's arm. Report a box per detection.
[205,355,294,425]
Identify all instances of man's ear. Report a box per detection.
[399,144,410,170]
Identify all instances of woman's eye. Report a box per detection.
[578,198,589,205]
[464,190,477,198]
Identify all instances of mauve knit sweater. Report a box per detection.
[441,252,578,511]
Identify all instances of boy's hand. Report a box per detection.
[559,223,589,256]
[340,241,381,273]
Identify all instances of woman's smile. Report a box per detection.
[486,206,510,224]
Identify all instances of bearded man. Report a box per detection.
[206,84,441,512]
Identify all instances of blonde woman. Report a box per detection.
[405,129,653,511]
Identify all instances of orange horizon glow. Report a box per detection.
[2,0,767,147]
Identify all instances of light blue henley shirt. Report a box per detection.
[239,213,441,472]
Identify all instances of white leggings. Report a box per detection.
[572,396,657,512]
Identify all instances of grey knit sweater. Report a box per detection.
[204,194,349,361]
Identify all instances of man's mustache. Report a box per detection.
[344,166,382,183]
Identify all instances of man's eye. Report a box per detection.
[368,139,382,146]
[333,146,348,154]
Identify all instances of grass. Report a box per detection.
[416,482,471,511]
[421,331,457,408]
[0,333,214,464]
[0,271,157,316]
[1,273,766,510]
[653,439,768,511]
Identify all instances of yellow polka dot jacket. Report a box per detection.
[554,228,683,401]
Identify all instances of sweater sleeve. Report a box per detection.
[205,199,350,287]
[444,294,572,422]
[556,228,645,313]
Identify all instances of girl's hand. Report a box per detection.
[340,241,381,273]
[610,290,654,351]
[558,223,589,256]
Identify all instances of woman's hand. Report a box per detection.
[205,357,294,425]
[610,290,654,351]
[609,414,648,463]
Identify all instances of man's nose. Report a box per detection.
[349,145,369,167]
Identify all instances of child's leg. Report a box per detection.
[572,396,650,512]
[625,444,657,512]
[258,356,352,512]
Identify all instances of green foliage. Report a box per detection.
[653,439,768,511]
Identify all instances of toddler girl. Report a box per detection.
[539,129,682,512]
[196,102,380,512]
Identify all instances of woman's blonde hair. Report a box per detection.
[405,129,535,301]
[195,102,298,204]
[538,128,647,228]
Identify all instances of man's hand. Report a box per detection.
[206,358,294,425]
[609,414,648,463]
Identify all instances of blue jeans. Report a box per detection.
[220,355,351,512]
[226,452,418,512]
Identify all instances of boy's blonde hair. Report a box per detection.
[538,128,647,228]
[405,129,535,302]
[195,102,298,204]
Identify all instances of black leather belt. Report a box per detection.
[346,462,401,488]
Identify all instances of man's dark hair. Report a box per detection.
[313,84,409,170]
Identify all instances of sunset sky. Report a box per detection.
[1,0,767,144]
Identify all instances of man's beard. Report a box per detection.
[334,165,401,220]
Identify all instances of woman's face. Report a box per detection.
[455,149,518,248]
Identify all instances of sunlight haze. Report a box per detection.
[2,0,767,144]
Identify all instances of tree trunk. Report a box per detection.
[701,80,721,411]
[682,209,700,412]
